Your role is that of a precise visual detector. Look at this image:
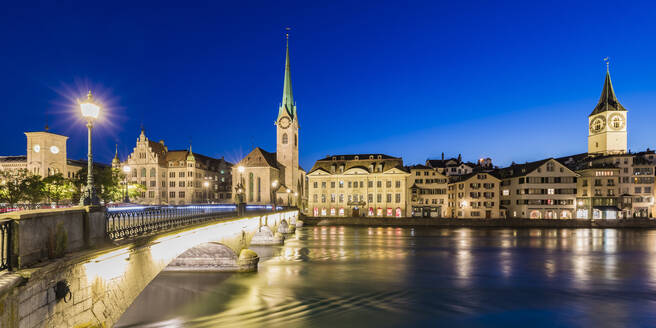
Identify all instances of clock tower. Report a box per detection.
[276,33,300,194]
[588,66,627,155]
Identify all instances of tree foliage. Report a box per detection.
[43,173,74,205]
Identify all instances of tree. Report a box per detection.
[0,169,29,205]
[23,174,45,204]
[43,173,73,204]
[71,166,128,204]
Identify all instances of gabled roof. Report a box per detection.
[0,155,27,162]
[237,147,278,168]
[449,171,500,184]
[590,70,626,116]
[495,158,552,179]
[309,153,403,174]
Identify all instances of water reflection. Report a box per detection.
[117,227,656,327]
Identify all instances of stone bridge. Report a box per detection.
[0,206,300,328]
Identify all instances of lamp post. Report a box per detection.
[271,180,278,211]
[235,166,245,215]
[286,188,291,207]
[203,180,210,204]
[122,165,131,203]
[79,91,100,206]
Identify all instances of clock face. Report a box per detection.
[278,117,291,129]
[589,116,606,133]
[50,146,60,154]
[608,113,625,130]
[33,144,40,153]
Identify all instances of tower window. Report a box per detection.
[294,134,297,146]
[282,133,288,144]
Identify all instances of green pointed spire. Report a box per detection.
[279,32,296,120]
[590,65,626,115]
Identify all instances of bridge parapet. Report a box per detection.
[0,209,299,328]
[0,206,106,270]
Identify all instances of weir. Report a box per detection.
[0,206,299,328]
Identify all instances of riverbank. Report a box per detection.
[302,216,656,228]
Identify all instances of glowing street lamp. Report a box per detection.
[203,180,210,203]
[79,91,100,206]
[122,165,131,203]
[235,165,246,205]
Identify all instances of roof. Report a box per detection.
[495,158,553,179]
[316,154,400,161]
[67,159,109,168]
[309,154,404,174]
[237,147,279,168]
[165,150,232,167]
[590,70,626,116]
[407,164,432,170]
[279,36,296,121]
[449,171,500,183]
[0,155,27,163]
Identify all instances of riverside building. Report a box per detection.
[447,172,502,218]
[407,164,448,217]
[496,158,578,219]
[307,154,410,217]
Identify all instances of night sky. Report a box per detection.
[2,1,656,170]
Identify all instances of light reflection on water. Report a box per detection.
[117,227,656,327]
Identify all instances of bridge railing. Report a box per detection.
[105,204,280,241]
[0,219,11,270]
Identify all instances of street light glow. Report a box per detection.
[123,166,131,173]
[203,181,209,187]
[238,166,245,173]
[80,91,100,119]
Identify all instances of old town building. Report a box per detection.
[0,129,87,179]
[116,129,232,205]
[574,163,620,219]
[447,172,501,218]
[407,165,448,217]
[496,158,578,219]
[307,154,410,217]
[232,34,306,208]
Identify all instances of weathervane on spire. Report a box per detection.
[604,57,610,72]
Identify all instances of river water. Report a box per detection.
[116,226,656,327]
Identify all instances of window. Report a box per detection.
[386,194,392,202]
[170,181,175,187]
[282,133,288,144]
[148,191,155,198]
[294,134,297,146]
[248,173,254,202]
[313,181,318,188]
[150,181,156,187]
[150,168,156,177]
[368,194,373,202]
[339,194,344,203]
[395,193,401,203]
[386,181,392,188]
[339,181,344,188]
[179,191,185,198]
[635,187,642,194]
[169,172,175,178]
[331,181,335,188]
[331,194,336,202]
[170,192,176,198]
[322,181,327,188]
[179,172,185,177]
[348,181,352,188]
[368,181,373,188]
[377,181,382,188]
[321,194,326,203]
[395,181,401,188]
[179,181,185,187]
[547,188,555,195]
[313,194,318,202]
[377,194,382,202]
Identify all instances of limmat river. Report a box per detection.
[116,226,656,327]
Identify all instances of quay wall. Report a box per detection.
[302,217,656,229]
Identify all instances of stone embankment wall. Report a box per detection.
[0,209,298,328]
[302,217,656,229]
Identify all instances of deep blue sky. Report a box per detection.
[2,1,656,170]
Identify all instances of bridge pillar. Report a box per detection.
[277,219,295,234]
[250,225,284,245]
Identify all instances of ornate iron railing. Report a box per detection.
[105,205,241,240]
[0,219,11,271]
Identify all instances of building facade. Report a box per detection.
[307,154,410,217]
[407,165,448,217]
[447,172,501,219]
[232,35,306,208]
[116,129,232,205]
[497,159,578,219]
[575,164,620,219]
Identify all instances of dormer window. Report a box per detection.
[354,155,359,160]
[377,155,382,159]
[369,155,374,160]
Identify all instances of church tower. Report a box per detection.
[588,64,628,155]
[276,32,300,193]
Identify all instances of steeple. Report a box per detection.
[590,64,626,116]
[112,144,120,166]
[279,31,296,120]
[186,143,195,161]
